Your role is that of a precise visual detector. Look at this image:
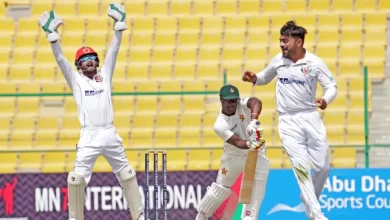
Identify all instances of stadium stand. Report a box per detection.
[0,0,388,171]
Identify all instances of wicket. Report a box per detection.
[144,150,167,220]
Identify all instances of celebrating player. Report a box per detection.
[242,21,337,220]
[38,3,144,220]
[196,84,270,220]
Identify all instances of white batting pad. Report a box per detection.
[197,182,232,217]
[241,152,270,219]
[118,165,144,220]
[67,171,86,220]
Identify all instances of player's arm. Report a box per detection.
[102,3,127,82]
[214,123,249,150]
[317,59,338,110]
[243,97,262,120]
[39,11,76,89]
[242,56,278,85]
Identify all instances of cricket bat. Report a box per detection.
[238,149,258,204]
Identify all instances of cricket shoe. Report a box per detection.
[195,212,208,220]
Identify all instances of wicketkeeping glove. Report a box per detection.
[107,3,127,31]
[38,10,62,43]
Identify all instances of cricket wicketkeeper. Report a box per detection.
[38,3,144,220]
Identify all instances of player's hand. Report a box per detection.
[107,2,127,31]
[38,10,62,43]
[246,126,266,150]
[246,119,260,136]
[242,71,257,83]
[315,98,328,110]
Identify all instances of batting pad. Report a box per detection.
[67,171,86,220]
[118,165,144,220]
[197,182,232,217]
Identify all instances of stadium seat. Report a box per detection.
[332,148,356,168]
[349,78,371,97]
[270,15,295,33]
[188,149,211,170]
[170,0,191,15]
[178,17,201,33]
[365,13,387,30]
[0,18,15,35]
[315,44,338,64]
[9,131,33,149]
[197,64,220,81]
[61,17,86,34]
[329,93,348,112]
[113,96,134,115]
[37,116,60,132]
[215,0,237,15]
[155,114,178,131]
[239,0,260,14]
[183,96,205,114]
[131,114,155,132]
[54,0,77,16]
[262,0,283,14]
[131,32,153,50]
[331,0,353,12]
[166,149,187,171]
[154,32,177,49]
[12,115,36,132]
[355,0,377,12]
[211,148,224,169]
[365,29,386,46]
[318,14,340,31]
[294,14,317,33]
[134,97,158,115]
[17,18,40,34]
[338,61,362,78]
[0,82,16,94]
[155,16,178,34]
[0,98,16,117]
[93,156,112,172]
[193,1,215,15]
[42,152,66,173]
[15,97,40,116]
[159,81,183,92]
[125,150,140,170]
[152,48,174,64]
[130,129,153,148]
[159,96,182,115]
[346,111,365,144]
[224,16,246,32]
[14,32,36,49]
[341,14,363,31]
[266,148,283,168]
[34,131,58,149]
[202,128,222,147]
[0,35,13,50]
[150,63,173,80]
[65,151,76,171]
[341,29,363,45]
[0,153,17,173]
[132,17,155,34]
[201,32,223,47]
[146,0,168,16]
[221,46,245,66]
[182,81,205,93]
[77,1,99,17]
[339,44,361,62]
[285,0,307,13]
[60,34,85,48]
[85,34,107,50]
[40,82,66,101]
[135,81,158,93]
[154,129,177,148]
[61,115,81,131]
[179,114,202,130]
[64,97,78,115]
[58,130,79,148]
[31,1,55,16]
[177,32,200,48]
[178,129,202,147]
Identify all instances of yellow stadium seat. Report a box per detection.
[0,132,9,148]
[12,115,36,131]
[245,46,267,66]
[178,129,201,147]
[379,0,390,10]
[175,46,197,64]
[341,29,363,45]
[114,114,131,132]
[355,0,377,12]
[332,148,356,168]
[317,29,339,45]
[132,17,155,34]
[188,149,211,170]
[154,129,177,148]
[77,1,99,17]
[177,32,199,48]
[120,1,144,16]
[129,47,151,64]
[86,17,110,34]
[131,32,153,49]
[15,97,39,116]
[159,81,182,92]
[37,116,60,131]
[365,14,387,29]
[183,96,205,114]
[201,32,223,47]
[35,49,57,66]
[341,14,363,31]
[12,48,34,66]
[159,96,182,115]
[198,47,221,65]
[0,35,13,50]
[339,44,361,62]
[170,0,191,15]
[112,81,134,93]
[193,1,214,15]
[365,29,386,46]
[228,79,253,96]
[259,111,274,128]
[61,115,81,131]
[146,0,168,16]
[182,81,205,93]
[155,114,178,130]
[285,0,307,13]
[0,83,16,94]
[152,48,174,64]
[31,1,55,16]
[9,131,33,149]
[41,82,66,101]
[326,124,346,145]
[61,17,86,34]
[166,149,187,171]
[0,153,17,173]
[0,18,15,35]
[262,0,283,14]
[224,31,246,48]
[58,130,79,148]
[267,148,283,168]
[363,61,385,80]
[18,152,43,170]
[222,46,244,66]
[224,17,245,33]
[60,34,84,48]
[156,16,178,33]
[34,131,58,149]
[294,14,317,33]
[0,116,11,132]
[328,94,348,113]
[9,65,32,82]
[135,81,158,93]
[349,78,371,97]
[318,14,340,30]
[179,114,202,129]
[331,0,353,12]
[17,18,39,34]
[15,33,37,49]
[239,0,260,15]
[65,151,76,171]
[134,97,158,115]
[85,35,107,50]
[203,112,218,128]
[339,61,362,78]
[0,98,16,116]
[174,63,196,79]
[270,15,295,32]
[125,150,140,169]
[215,0,237,15]
[54,0,77,16]
[178,17,201,33]
[93,156,112,172]
[202,128,222,147]
[323,111,345,126]
[130,129,153,148]
[131,114,155,132]
[253,81,276,96]
[64,97,78,115]
[211,148,224,169]
[42,152,66,173]
[315,44,338,64]
[202,17,224,33]
[154,33,177,49]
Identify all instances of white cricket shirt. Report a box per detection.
[255,51,337,114]
[51,31,123,128]
[213,97,252,154]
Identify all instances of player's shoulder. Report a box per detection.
[304,51,327,66]
[213,114,229,132]
[269,53,284,65]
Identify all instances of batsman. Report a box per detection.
[196,84,270,220]
[38,3,144,220]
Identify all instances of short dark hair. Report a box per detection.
[280,21,307,43]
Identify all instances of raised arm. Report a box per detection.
[242,56,279,85]
[39,10,76,89]
[102,3,127,82]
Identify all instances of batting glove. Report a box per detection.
[246,119,260,136]
[38,10,62,43]
[107,3,127,31]
[246,125,266,150]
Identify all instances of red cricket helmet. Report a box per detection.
[74,46,99,66]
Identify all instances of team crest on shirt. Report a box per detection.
[239,114,246,122]
[301,65,313,75]
[93,74,103,82]
[221,168,228,175]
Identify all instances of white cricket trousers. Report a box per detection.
[73,125,129,184]
[278,110,330,217]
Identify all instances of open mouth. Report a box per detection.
[86,62,94,68]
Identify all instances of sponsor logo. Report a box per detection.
[0,177,17,215]
[239,114,246,122]
[301,65,313,74]
[279,78,305,86]
[85,89,104,96]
